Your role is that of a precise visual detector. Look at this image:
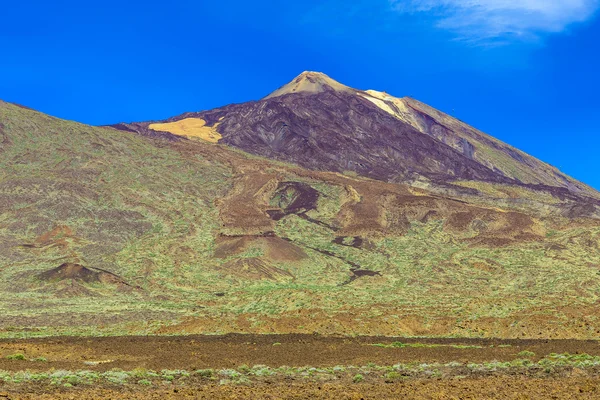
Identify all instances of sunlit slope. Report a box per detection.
[2,99,600,340]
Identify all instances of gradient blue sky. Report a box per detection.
[1,0,599,188]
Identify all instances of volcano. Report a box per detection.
[118,71,598,201]
[1,72,599,338]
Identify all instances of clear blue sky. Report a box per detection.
[1,0,599,189]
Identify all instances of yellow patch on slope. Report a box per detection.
[149,118,222,143]
[359,91,422,130]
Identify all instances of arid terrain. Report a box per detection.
[1,72,600,398]
[2,335,600,399]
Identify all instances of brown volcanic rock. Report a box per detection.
[214,235,306,262]
[39,263,131,287]
[39,263,101,283]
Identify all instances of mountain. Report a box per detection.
[119,71,599,201]
[1,72,600,340]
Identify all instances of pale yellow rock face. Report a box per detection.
[360,90,422,130]
[149,118,222,143]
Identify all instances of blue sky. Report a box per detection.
[1,0,599,189]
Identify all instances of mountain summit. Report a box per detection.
[265,71,353,99]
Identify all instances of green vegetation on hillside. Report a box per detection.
[1,100,600,339]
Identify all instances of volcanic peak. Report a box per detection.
[265,71,353,99]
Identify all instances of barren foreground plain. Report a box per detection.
[2,335,600,399]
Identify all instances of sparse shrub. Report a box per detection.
[50,370,72,379]
[162,369,189,378]
[159,369,187,382]
[32,356,47,362]
[138,379,152,386]
[385,371,402,382]
[517,350,535,358]
[424,369,442,378]
[238,364,250,373]
[483,361,511,370]
[277,366,297,377]
[374,342,468,349]
[251,365,274,377]
[510,358,533,367]
[0,371,12,384]
[353,374,364,383]
[5,353,25,360]
[445,361,463,368]
[20,372,48,382]
[103,370,130,385]
[194,369,214,378]
[131,368,149,378]
[66,376,80,386]
[218,369,240,378]
[49,370,74,386]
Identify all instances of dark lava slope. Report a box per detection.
[189,92,510,184]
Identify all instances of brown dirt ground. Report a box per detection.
[1,334,599,372]
[1,335,600,399]
[3,377,600,400]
